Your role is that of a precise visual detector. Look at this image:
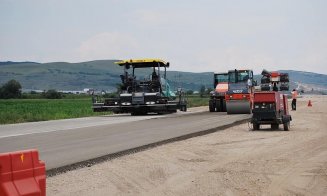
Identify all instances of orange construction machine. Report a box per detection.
[209,72,229,112]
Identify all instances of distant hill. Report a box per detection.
[0,61,40,66]
[0,60,212,91]
[0,60,326,93]
[280,70,327,93]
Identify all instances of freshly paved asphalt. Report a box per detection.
[0,108,250,170]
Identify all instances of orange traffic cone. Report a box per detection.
[308,100,312,107]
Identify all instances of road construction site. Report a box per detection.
[45,95,327,196]
[0,61,326,196]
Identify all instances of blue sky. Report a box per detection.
[1,0,326,74]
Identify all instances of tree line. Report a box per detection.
[0,79,212,99]
[0,79,63,99]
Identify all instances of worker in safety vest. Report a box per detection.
[291,89,298,110]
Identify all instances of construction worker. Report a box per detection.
[291,89,298,110]
[273,83,278,91]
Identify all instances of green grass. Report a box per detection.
[0,96,209,124]
[186,95,209,108]
[0,99,111,124]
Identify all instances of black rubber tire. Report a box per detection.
[253,123,260,130]
[283,122,290,131]
[222,100,227,112]
[209,100,215,112]
[181,105,187,112]
[271,123,279,130]
[170,109,177,113]
[131,110,146,116]
[216,101,221,112]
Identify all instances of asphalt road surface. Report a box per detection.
[0,108,250,170]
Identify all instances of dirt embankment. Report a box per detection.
[48,95,327,196]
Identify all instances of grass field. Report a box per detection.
[0,99,111,124]
[186,96,209,108]
[0,96,209,124]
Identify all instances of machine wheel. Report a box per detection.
[222,100,227,112]
[271,123,279,130]
[216,101,221,112]
[131,110,147,116]
[209,100,215,112]
[253,123,260,130]
[169,109,178,113]
[181,105,187,112]
[283,122,290,131]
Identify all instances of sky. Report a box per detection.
[0,0,327,74]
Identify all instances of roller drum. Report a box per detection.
[226,100,251,114]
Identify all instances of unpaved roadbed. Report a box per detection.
[48,96,327,196]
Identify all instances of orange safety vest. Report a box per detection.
[291,90,298,99]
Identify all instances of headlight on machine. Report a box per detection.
[146,102,155,105]
[121,102,131,105]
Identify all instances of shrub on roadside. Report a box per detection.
[0,79,22,99]
[43,89,63,99]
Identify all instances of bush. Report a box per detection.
[0,79,22,99]
[43,89,62,99]
[103,92,118,98]
[200,85,206,98]
[186,90,194,95]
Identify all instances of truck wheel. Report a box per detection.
[209,100,215,112]
[180,105,187,112]
[131,111,146,116]
[283,122,290,131]
[271,123,279,130]
[216,101,221,112]
[222,100,227,112]
[253,123,260,130]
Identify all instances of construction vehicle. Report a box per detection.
[251,70,291,131]
[92,59,187,115]
[260,69,289,91]
[225,69,255,114]
[209,72,228,112]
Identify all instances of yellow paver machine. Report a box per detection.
[92,59,187,115]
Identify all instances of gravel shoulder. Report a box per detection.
[47,95,327,196]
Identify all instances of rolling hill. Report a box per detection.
[0,60,326,93]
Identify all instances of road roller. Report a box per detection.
[209,72,229,112]
[225,69,255,114]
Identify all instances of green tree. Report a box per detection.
[0,79,22,99]
[44,89,62,99]
[186,90,194,95]
[206,87,213,94]
[200,85,206,98]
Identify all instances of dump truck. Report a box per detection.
[92,59,187,115]
[209,72,228,112]
[251,70,291,131]
[225,69,255,114]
